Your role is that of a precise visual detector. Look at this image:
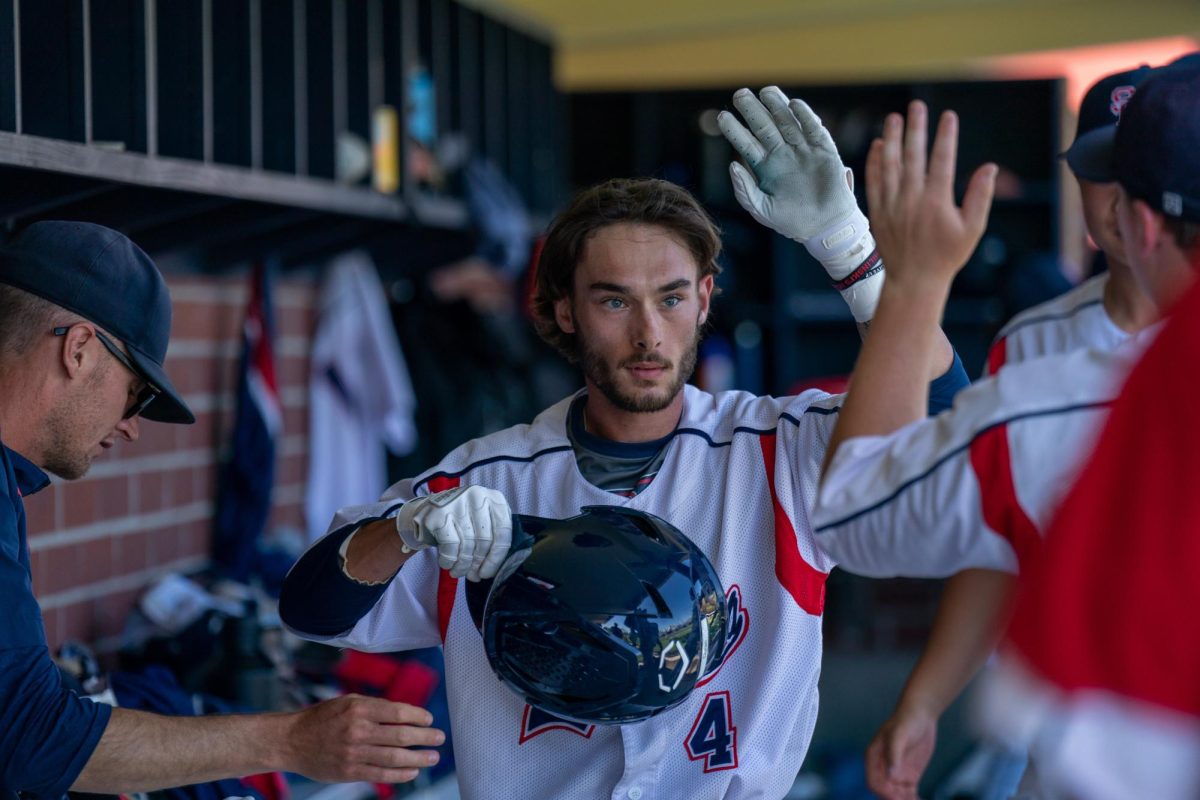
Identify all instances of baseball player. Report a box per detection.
[983,64,1160,376]
[812,61,1200,800]
[279,87,970,799]
[983,276,1200,800]
[864,63,1166,798]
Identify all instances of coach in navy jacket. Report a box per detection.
[0,221,441,797]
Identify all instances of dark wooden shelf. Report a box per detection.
[0,0,561,266]
[0,131,408,222]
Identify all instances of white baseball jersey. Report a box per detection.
[299,384,843,800]
[984,273,1127,375]
[811,343,1144,578]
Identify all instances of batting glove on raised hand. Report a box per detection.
[395,486,513,581]
[718,86,883,322]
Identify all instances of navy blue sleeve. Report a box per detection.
[0,646,112,798]
[279,516,398,637]
[0,481,110,797]
[927,350,969,415]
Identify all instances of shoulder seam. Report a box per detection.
[413,445,574,492]
[674,404,842,448]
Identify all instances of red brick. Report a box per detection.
[269,502,305,531]
[276,354,311,391]
[282,406,308,436]
[77,537,115,586]
[61,476,128,528]
[35,545,79,596]
[277,278,317,307]
[95,476,131,521]
[152,525,183,566]
[179,411,219,450]
[275,453,307,487]
[178,520,211,559]
[194,466,217,505]
[115,530,153,573]
[173,469,197,506]
[277,305,317,338]
[58,481,95,530]
[173,300,242,341]
[210,357,241,397]
[135,470,169,514]
[165,355,223,396]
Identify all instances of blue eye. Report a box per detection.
[663,296,682,308]
[603,298,626,309]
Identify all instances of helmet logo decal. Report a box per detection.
[698,584,750,687]
[658,640,691,692]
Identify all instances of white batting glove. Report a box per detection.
[395,486,513,581]
[718,86,883,322]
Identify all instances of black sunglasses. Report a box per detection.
[53,326,161,419]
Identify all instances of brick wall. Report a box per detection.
[27,272,318,653]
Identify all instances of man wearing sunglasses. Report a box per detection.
[0,221,442,798]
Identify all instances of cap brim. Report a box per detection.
[128,347,195,424]
[1063,126,1117,182]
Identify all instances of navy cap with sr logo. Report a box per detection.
[0,221,194,423]
[1112,58,1200,224]
[1062,65,1153,182]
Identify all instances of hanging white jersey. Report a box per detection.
[296,384,843,800]
[984,274,1128,375]
[305,251,417,543]
[811,345,1141,578]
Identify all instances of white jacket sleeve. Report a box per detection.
[812,348,1123,577]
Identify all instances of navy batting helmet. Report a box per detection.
[465,506,725,725]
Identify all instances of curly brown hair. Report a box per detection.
[531,178,723,362]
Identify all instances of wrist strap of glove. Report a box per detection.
[395,497,429,553]
[825,237,885,323]
[802,207,871,266]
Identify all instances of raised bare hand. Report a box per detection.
[865,100,997,291]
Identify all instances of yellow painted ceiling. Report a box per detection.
[464,0,1200,89]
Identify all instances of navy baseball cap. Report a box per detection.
[1111,59,1200,224]
[1062,65,1153,182]
[0,221,194,423]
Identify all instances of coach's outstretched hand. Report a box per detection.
[286,694,445,783]
[718,86,881,323]
[396,486,513,581]
[865,100,997,289]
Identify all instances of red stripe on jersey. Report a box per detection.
[968,425,1042,569]
[985,338,1007,375]
[428,475,461,641]
[759,434,827,615]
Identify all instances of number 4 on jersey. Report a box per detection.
[685,691,738,772]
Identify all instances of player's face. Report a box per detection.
[556,222,713,414]
[1077,178,1127,265]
